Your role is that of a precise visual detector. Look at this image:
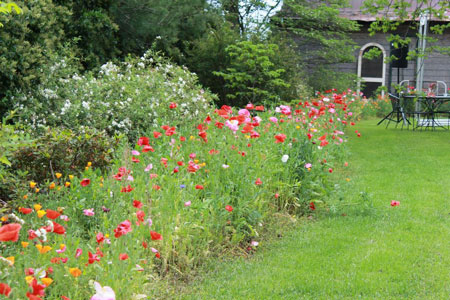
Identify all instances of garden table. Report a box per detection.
[377,93,410,127]
[406,95,450,130]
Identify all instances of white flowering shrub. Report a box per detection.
[13,50,215,139]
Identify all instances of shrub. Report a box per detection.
[1,126,119,202]
[13,50,215,140]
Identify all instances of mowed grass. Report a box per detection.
[180,120,450,299]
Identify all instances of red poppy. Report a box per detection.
[121,185,134,193]
[169,102,177,109]
[274,134,286,143]
[320,140,329,147]
[19,207,33,214]
[225,205,233,212]
[133,200,143,209]
[195,185,204,190]
[309,202,316,210]
[132,157,140,163]
[30,278,45,296]
[136,210,145,223]
[328,168,333,173]
[80,178,90,187]
[198,131,207,142]
[142,241,148,249]
[137,136,149,146]
[177,161,184,166]
[150,231,162,240]
[96,232,105,244]
[152,185,161,191]
[26,293,43,300]
[255,105,265,111]
[246,103,254,110]
[88,251,100,264]
[46,209,61,220]
[155,252,161,258]
[0,223,21,242]
[215,122,224,129]
[61,296,71,300]
[255,178,262,185]
[209,149,219,155]
[204,115,212,123]
[142,145,154,153]
[114,220,132,238]
[241,124,253,134]
[119,253,129,260]
[0,283,11,297]
[180,136,186,142]
[153,131,162,139]
[165,127,176,136]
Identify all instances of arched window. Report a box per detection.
[357,43,386,97]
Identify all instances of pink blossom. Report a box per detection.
[83,209,95,216]
[184,201,191,207]
[189,153,196,159]
[144,164,153,172]
[225,120,239,132]
[151,247,158,253]
[269,117,278,123]
[75,248,82,258]
[131,150,140,156]
[391,200,400,207]
[56,245,66,254]
[305,163,312,168]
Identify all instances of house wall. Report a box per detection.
[335,22,450,94]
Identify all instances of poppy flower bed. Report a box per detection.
[0,90,358,299]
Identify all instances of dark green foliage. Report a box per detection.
[0,0,71,116]
[110,0,212,62]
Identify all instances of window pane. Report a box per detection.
[361,46,383,78]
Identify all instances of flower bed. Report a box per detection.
[0,90,358,299]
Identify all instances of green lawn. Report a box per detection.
[180,120,450,299]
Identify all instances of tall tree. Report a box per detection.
[271,0,360,91]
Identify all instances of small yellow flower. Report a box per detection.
[59,244,66,250]
[99,183,103,187]
[55,173,62,179]
[200,163,206,167]
[6,256,14,265]
[194,159,199,164]
[25,276,34,284]
[105,233,109,238]
[296,126,300,129]
[41,277,53,286]
[21,242,29,248]
[65,181,71,187]
[36,244,52,254]
[69,175,74,180]
[189,135,194,140]
[49,182,55,190]
[69,267,82,277]
[85,167,89,171]
[37,210,46,218]
[345,178,351,182]
[57,207,65,213]
[34,204,42,211]
[0,216,7,222]
[23,194,28,200]
[35,188,40,193]
[29,181,37,188]
[245,135,250,139]
[87,162,92,167]
[57,186,62,191]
